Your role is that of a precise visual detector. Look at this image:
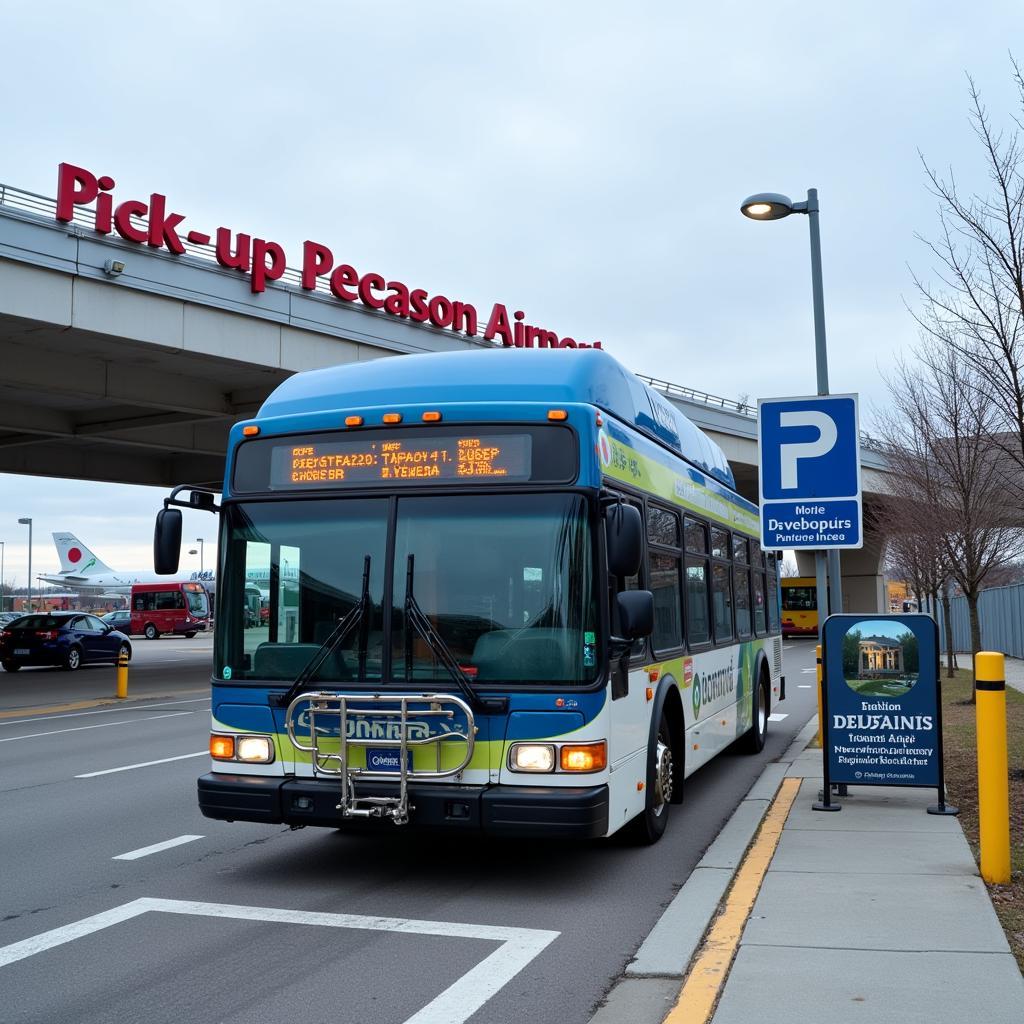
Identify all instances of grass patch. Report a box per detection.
[940,669,1024,970]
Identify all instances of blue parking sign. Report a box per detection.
[758,394,862,550]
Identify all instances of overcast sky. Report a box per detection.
[1,2,1021,582]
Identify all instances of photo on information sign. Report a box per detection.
[841,618,919,699]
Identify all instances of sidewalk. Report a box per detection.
[707,735,1024,1024]
[1004,655,1024,694]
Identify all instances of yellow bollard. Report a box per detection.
[116,649,129,700]
[976,651,1010,885]
[816,644,823,747]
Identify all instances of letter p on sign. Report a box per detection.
[778,410,838,489]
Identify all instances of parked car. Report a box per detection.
[0,612,21,628]
[0,612,132,672]
[101,610,133,634]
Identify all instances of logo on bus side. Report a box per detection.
[691,659,736,719]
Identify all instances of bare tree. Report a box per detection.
[877,498,958,677]
[778,558,800,578]
[877,341,1023,696]
[914,62,1024,503]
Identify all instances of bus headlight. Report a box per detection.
[560,742,607,772]
[212,734,275,763]
[509,743,556,773]
[236,735,275,763]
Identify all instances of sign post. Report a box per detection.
[815,613,957,815]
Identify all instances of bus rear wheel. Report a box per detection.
[741,670,770,754]
[627,713,674,845]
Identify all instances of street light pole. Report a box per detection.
[0,541,5,612]
[740,187,844,639]
[17,518,32,612]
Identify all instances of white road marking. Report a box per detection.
[767,713,789,722]
[0,712,192,744]
[75,751,208,778]
[0,697,210,728]
[797,684,812,689]
[801,667,816,674]
[0,897,559,1024]
[112,835,204,860]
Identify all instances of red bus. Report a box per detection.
[131,582,210,639]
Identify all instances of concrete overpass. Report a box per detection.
[0,177,892,610]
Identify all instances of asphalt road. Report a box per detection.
[0,639,819,1024]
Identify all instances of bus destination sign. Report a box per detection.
[268,434,533,489]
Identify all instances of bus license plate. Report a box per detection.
[366,748,413,772]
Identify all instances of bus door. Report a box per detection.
[605,495,652,770]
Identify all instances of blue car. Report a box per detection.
[0,612,132,673]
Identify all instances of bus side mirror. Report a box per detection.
[616,590,654,640]
[154,508,182,575]
[605,503,643,578]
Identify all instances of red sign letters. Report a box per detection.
[55,163,601,350]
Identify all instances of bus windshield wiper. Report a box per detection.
[273,555,371,708]
[404,554,507,714]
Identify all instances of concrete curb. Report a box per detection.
[589,716,818,1024]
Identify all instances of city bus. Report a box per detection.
[780,577,823,636]
[153,349,784,843]
[130,581,210,639]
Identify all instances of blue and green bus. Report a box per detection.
[154,349,784,843]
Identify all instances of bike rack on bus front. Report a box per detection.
[284,692,477,825]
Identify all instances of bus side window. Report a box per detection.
[710,527,733,642]
[732,535,751,639]
[766,554,780,631]
[647,504,682,654]
[751,540,767,634]
[683,517,711,647]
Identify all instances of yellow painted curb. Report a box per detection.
[664,776,800,1024]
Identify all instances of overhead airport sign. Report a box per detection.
[757,394,862,550]
[54,162,601,350]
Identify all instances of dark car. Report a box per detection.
[101,610,133,634]
[0,613,132,672]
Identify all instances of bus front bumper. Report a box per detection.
[197,773,609,839]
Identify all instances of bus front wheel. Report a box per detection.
[144,623,159,640]
[627,712,674,845]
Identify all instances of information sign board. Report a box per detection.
[818,613,955,814]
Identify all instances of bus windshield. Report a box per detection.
[216,493,598,687]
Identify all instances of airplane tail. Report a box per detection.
[51,533,113,576]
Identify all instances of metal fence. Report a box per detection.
[930,582,1024,659]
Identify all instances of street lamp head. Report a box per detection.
[17,518,31,525]
[740,192,795,221]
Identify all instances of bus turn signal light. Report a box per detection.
[210,735,235,760]
[560,742,606,772]
[242,425,260,437]
[344,415,364,427]
[547,409,569,421]
[422,411,442,422]
[382,412,402,424]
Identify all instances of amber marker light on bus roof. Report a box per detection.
[422,411,442,422]
[344,415,364,427]
[383,412,402,424]
[547,409,569,421]
[210,735,235,760]
[560,741,606,772]
[242,425,260,437]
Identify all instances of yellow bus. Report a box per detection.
[780,576,819,636]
